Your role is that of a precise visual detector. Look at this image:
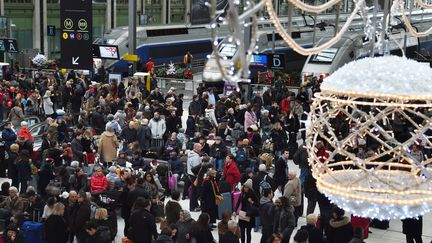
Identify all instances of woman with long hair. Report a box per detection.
[44,203,68,243]
[191,213,216,243]
[201,168,219,227]
[235,179,259,243]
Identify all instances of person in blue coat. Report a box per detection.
[2,122,17,152]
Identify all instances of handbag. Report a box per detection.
[211,180,224,205]
[238,210,250,222]
[168,172,176,190]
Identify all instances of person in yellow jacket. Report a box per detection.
[184,51,193,69]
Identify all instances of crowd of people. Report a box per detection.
[0,67,427,243]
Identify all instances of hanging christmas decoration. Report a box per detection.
[306,56,432,220]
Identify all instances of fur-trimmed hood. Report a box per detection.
[329,216,350,228]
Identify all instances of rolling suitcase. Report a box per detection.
[232,191,242,214]
[22,221,43,243]
[218,192,233,219]
[351,215,370,239]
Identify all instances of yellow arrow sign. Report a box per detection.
[122,54,139,62]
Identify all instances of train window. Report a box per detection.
[148,41,212,59]
[309,48,338,63]
[146,28,188,37]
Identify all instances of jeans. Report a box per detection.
[254,216,261,231]
[212,159,223,172]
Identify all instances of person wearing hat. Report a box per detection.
[201,168,219,227]
[176,210,195,242]
[43,90,55,118]
[4,224,26,243]
[235,178,259,243]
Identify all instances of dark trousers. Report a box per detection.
[123,216,130,236]
[18,180,27,193]
[240,226,252,243]
[307,197,317,215]
[188,176,200,210]
[260,227,273,243]
[406,235,423,243]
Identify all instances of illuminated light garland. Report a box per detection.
[264,0,366,56]
[394,0,432,37]
[415,0,432,9]
[208,0,261,84]
[306,56,432,220]
[286,0,342,14]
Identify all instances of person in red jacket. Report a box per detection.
[280,95,291,115]
[17,121,34,142]
[90,166,108,192]
[222,154,241,191]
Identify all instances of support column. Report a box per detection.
[185,0,190,24]
[113,0,117,28]
[42,0,48,55]
[106,0,112,33]
[33,0,41,52]
[0,0,4,16]
[167,0,171,24]
[161,0,167,24]
[128,0,137,73]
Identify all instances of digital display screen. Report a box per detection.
[98,45,119,60]
[251,54,267,66]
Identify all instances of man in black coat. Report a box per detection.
[274,149,289,192]
[90,106,105,135]
[186,114,197,137]
[71,192,91,242]
[252,164,276,196]
[128,197,158,243]
[259,188,276,243]
[165,191,182,225]
[71,133,85,164]
[188,95,201,115]
[219,220,240,243]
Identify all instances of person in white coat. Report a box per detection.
[205,104,218,129]
[148,112,166,147]
[43,90,55,118]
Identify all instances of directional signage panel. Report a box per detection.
[267,53,286,70]
[47,25,56,36]
[60,0,92,70]
[4,39,18,53]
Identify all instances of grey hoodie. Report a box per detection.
[187,150,202,176]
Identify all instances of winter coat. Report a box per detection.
[105,172,121,188]
[120,126,137,144]
[168,158,184,175]
[148,118,166,139]
[189,100,201,115]
[105,120,122,136]
[244,111,257,132]
[252,172,276,195]
[274,157,288,188]
[17,127,33,141]
[8,106,24,127]
[187,150,202,176]
[177,220,195,243]
[2,128,17,150]
[98,131,119,163]
[165,200,182,225]
[71,139,84,163]
[156,235,173,243]
[222,161,240,191]
[16,159,31,181]
[219,231,240,243]
[205,108,218,127]
[283,177,302,207]
[44,214,68,243]
[43,96,54,115]
[235,189,258,228]
[299,224,324,243]
[70,202,91,235]
[259,197,276,230]
[186,115,197,137]
[90,174,108,192]
[0,195,27,217]
[137,125,152,149]
[201,178,218,223]
[69,174,89,192]
[114,110,127,127]
[128,208,158,243]
[326,216,353,243]
[271,128,288,151]
[402,216,423,237]
[7,152,18,180]
[274,206,296,243]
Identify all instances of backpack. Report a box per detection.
[259,175,272,196]
[236,148,247,163]
[97,225,112,243]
